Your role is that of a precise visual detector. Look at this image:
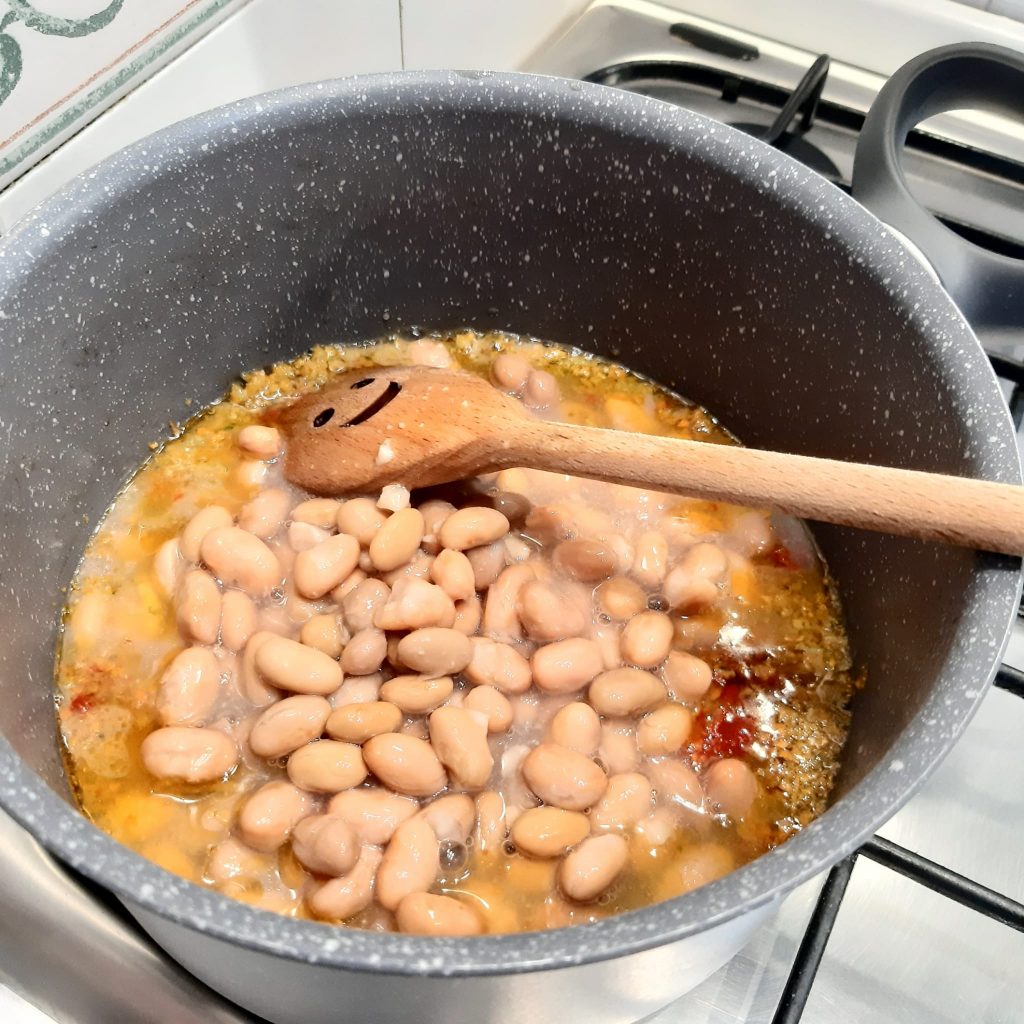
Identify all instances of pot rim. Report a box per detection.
[0,69,1019,978]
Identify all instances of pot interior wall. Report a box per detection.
[0,80,1012,804]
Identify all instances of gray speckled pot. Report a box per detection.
[0,71,1019,1024]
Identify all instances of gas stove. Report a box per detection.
[2,3,1024,1022]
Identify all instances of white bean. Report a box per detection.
[156,647,221,726]
[236,425,282,458]
[369,507,424,572]
[376,817,439,911]
[428,707,494,790]
[294,533,360,600]
[249,694,331,758]
[531,638,604,694]
[220,590,257,653]
[176,569,221,645]
[238,488,291,540]
[141,727,237,783]
[180,506,232,563]
[558,834,628,902]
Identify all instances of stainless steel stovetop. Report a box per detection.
[3,3,1024,1022]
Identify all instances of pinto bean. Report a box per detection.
[482,563,536,639]
[376,817,440,911]
[589,668,666,717]
[590,772,653,832]
[517,580,586,641]
[548,702,601,756]
[439,507,510,551]
[598,722,640,775]
[363,733,447,797]
[491,352,531,392]
[523,369,559,409]
[287,739,367,793]
[238,488,290,540]
[463,686,513,733]
[647,759,704,817]
[396,892,483,936]
[675,843,736,894]
[591,623,623,671]
[397,628,472,676]
[531,638,604,694]
[237,781,313,852]
[234,460,268,490]
[290,814,359,876]
[294,533,360,600]
[374,577,455,631]
[200,526,282,596]
[220,590,257,653]
[248,694,331,758]
[415,794,475,844]
[703,758,758,818]
[156,647,221,726]
[637,704,692,756]
[308,845,383,921]
[325,701,403,743]
[176,569,222,645]
[662,651,714,700]
[631,531,669,589]
[430,548,476,601]
[336,497,388,546]
[474,791,507,852]
[379,675,454,714]
[289,498,340,529]
[154,538,183,597]
[428,707,493,790]
[726,511,774,558]
[332,568,367,603]
[205,837,264,887]
[288,521,330,553]
[328,787,419,845]
[596,577,647,621]
[558,834,628,902]
[300,613,347,659]
[465,541,505,591]
[331,674,383,707]
[464,638,532,694]
[663,543,728,612]
[236,425,282,458]
[255,636,342,695]
[452,594,482,636]
[238,631,281,706]
[338,578,387,634]
[180,505,233,563]
[141,726,237,783]
[419,500,456,555]
[511,807,589,858]
[369,507,424,572]
[553,539,617,582]
[620,611,674,669]
[522,743,607,811]
[338,628,384,677]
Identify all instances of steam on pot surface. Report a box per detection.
[55,330,860,936]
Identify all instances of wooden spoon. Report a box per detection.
[279,365,1024,556]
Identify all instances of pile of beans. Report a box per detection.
[139,349,771,936]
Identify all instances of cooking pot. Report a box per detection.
[0,56,1019,1024]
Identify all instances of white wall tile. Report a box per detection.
[400,0,589,71]
[0,0,401,229]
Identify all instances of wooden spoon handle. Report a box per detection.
[511,421,1024,555]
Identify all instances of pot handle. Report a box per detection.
[852,43,1024,330]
